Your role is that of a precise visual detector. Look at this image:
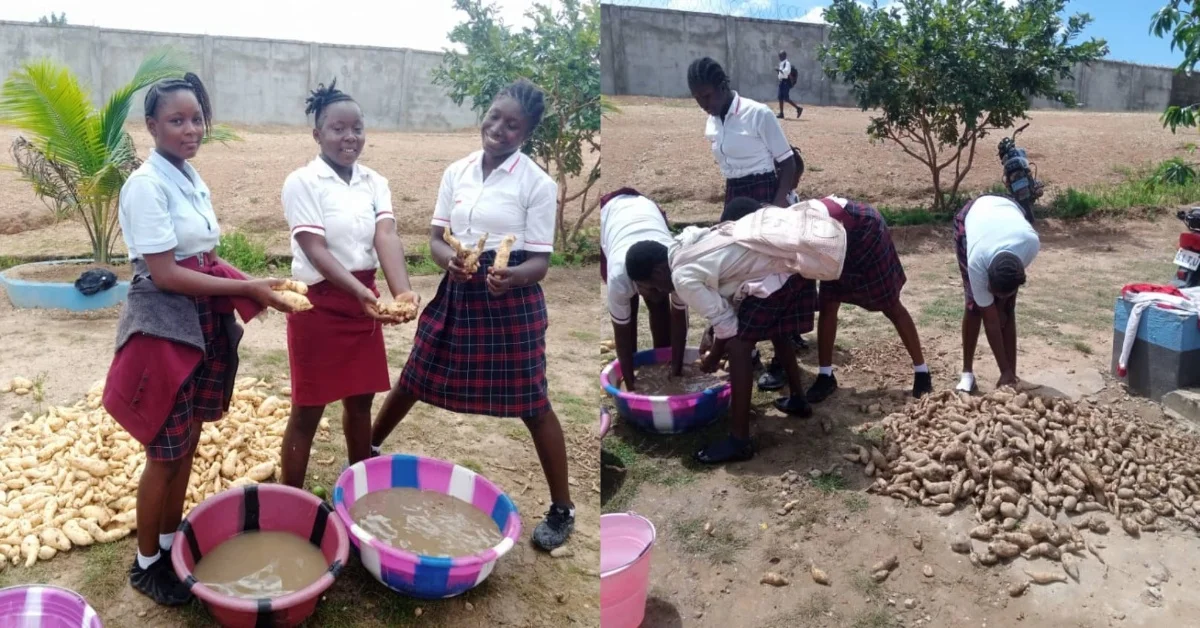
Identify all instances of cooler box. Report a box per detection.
[1111,297,1200,400]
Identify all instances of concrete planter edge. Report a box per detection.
[0,259,130,312]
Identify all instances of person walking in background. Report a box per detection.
[279,80,420,490]
[370,79,575,551]
[600,188,688,392]
[103,74,294,606]
[777,50,803,119]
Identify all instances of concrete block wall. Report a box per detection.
[0,21,479,131]
[602,4,1179,113]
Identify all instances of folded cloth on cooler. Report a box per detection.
[1117,283,1200,377]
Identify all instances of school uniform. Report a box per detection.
[396,150,556,418]
[282,157,396,407]
[954,195,1040,312]
[705,92,794,205]
[811,196,907,312]
[104,150,261,462]
[669,226,816,344]
[599,188,685,324]
[777,59,793,101]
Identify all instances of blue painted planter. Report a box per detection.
[0,259,129,312]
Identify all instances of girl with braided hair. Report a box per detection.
[104,73,295,605]
[371,79,576,551]
[279,79,419,489]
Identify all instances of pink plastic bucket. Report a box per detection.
[0,585,102,628]
[600,512,656,628]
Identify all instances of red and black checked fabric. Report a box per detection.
[724,171,780,206]
[735,274,817,343]
[396,250,551,419]
[599,187,669,284]
[146,296,230,461]
[818,200,907,312]
[954,198,980,314]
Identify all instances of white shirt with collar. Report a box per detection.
[778,59,792,81]
[669,226,792,341]
[282,157,395,286]
[600,194,686,324]
[119,149,221,261]
[705,92,795,180]
[964,195,1040,308]
[432,149,557,254]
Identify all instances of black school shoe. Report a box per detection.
[913,371,934,398]
[806,374,838,403]
[130,556,192,606]
[773,395,813,418]
[533,503,575,551]
[758,359,787,391]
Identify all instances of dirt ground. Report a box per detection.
[0,124,599,259]
[600,216,1200,628]
[0,265,602,627]
[601,97,1191,225]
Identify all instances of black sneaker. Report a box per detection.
[806,374,838,403]
[913,371,933,398]
[792,334,809,351]
[130,556,192,606]
[796,106,804,119]
[532,503,575,551]
[757,359,786,391]
[777,113,785,119]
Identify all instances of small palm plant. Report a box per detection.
[0,50,238,265]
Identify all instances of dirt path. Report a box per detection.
[0,266,602,628]
[601,217,1199,628]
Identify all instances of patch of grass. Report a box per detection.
[1051,187,1102,218]
[79,541,128,601]
[853,609,897,628]
[247,348,289,376]
[569,330,599,343]
[851,571,883,597]
[386,344,410,367]
[602,435,699,513]
[1072,340,1094,355]
[862,426,886,447]
[919,296,962,327]
[843,493,870,512]
[459,459,484,474]
[216,231,270,275]
[811,472,846,494]
[672,517,747,564]
[0,256,19,271]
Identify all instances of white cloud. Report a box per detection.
[796,6,828,24]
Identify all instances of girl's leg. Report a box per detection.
[959,308,983,392]
[370,386,419,450]
[694,336,756,464]
[281,405,326,488]
[133,449,193,605]
[644,295,673,349]
[342,394,375,465]
[159,429,202,539]
[771,334,813,417]
[525,410,576,550]
[808,300,841,402]
[883,301,933,397]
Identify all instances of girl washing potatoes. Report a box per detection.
[102,74,296,606]
[279,80,419,488]
[370,79,576,551]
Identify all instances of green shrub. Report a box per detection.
[1149,157,1198,188]
[216,231,269,275]
[1050,188,1101,218]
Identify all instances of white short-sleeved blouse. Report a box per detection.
[118,150,220,261]
[431,150,557,254]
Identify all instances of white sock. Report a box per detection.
[159,533,174,551]
[956,372,976,392]
[818,366,833,376]
[137,551,160,570]
[914,364,929,373]
[370,445,382,456]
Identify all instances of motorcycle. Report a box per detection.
[1171,208,1200,289]
[997,123,1042,218]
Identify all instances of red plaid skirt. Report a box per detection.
[819,200,906,312]
[725,171,780,205]
[599,187,669,283]
[286,270,391,407]
[954,198,980,313]
[147,297,230,461]
[396,250,550,419]
[736,274,817,343]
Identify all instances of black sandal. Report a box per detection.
[773,396,813,418]
[693,436,754,465]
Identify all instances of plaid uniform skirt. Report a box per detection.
[736,274,817,343]
[397,250,550,419]
[147,297,230,461]
[724,171,780,206]
[819,201,907,312]
[954,198,980,313]
[599,187,669,284]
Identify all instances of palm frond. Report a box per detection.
[98,48,192,153]
[0,60,101,175]
[202,124,242,146]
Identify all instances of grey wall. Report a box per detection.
[0,21,478,131]
[602,4,1179,113]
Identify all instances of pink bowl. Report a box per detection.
[0,585,102,628]
[171,484,349,627]
[601,347,731,433]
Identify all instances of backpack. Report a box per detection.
[670,202,847,281]
[788,66,798,86]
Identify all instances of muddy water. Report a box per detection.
[192,531,328,599]
[621,363,727,396]
[350,488,502,557]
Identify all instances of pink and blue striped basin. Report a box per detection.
[333,454,521,599]
[601,347,731,434]
[0,585,102,628]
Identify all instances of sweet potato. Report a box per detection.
[493,234,518,270]
[272,279,309,295]
[274,290,313,312]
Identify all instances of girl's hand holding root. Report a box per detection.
[697,347,725,374]
[374,291,421,323]
[486,267,514,296]
[248,278,302,313]
[446,255,473,283]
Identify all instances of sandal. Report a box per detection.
[773,395,813,418]
[693,436,754,465]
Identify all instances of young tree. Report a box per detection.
[820,0,1107,210]
[433,0,609,248]
[37,12,67,26]
[1153,1,1200,131]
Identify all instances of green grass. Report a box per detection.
[569,330,599,343]
[246,348,289,377]
[672,517,747,564]
[918,296,963,327]
[601,435,700,513]
[215,231,270,275]
[853,609,897,628]
[811,472,847,494]
[79,541,127,601]
[459,459,484,474]
[851,571,884,597]
[0,256,20,271]
[862,426,886,447]
[844,493,870,512]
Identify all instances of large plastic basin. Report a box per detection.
[0,585,102,628]
[601,347,730,433]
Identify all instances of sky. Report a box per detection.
[606,0,1188,69]
[0,0,561,53]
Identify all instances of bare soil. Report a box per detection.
[601,217,1200,628]
[2,262,132,284]
[0,266,603,628]
[600,97,1190,225]
[0,124,599,259]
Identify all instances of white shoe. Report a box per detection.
[955,373,977,393]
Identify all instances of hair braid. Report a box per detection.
[687,57,729,92]
[305,78,356,128]
[987,252,1027,295]
[144,72,213,134]
[497,78,546,133]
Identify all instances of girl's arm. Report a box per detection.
[487,173,556,295]
[374,220,414,298]
[143,251,291,310]
[430,226,471,281]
